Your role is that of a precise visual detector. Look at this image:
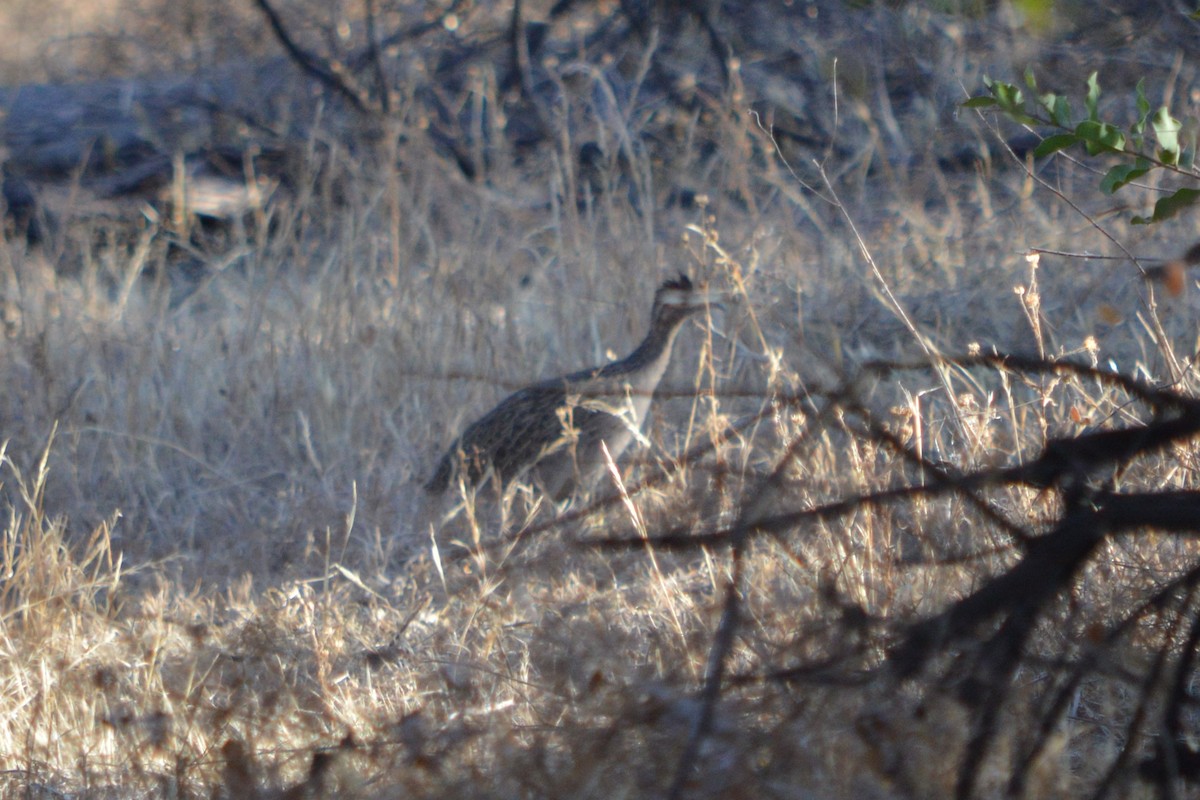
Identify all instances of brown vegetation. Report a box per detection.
[1,0,1199,797]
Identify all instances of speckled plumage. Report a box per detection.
[426,275,720,499]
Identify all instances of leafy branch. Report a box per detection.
[966,70,1199,224]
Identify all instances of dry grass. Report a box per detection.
[0,0,271,82]
[1,1,1200,798]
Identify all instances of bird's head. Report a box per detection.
[651,273,728,329]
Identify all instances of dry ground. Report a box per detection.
[1,1,1200,798]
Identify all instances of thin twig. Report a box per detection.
[364,0,390,114]
[253,0,374,115]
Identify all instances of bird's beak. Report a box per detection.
[690,288,733,313]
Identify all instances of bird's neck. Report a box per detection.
[608,316,686,380]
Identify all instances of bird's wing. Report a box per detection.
[427,381,568,490]
[465,384,568,474]
[427,373,628,492]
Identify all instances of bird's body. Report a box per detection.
[426,275,720,499]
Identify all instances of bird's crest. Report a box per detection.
[654,274,698,309]
[659,273,694,294]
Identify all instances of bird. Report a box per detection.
[425,274,724,500]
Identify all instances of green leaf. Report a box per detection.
[1033,134,1080,158]
[1014,0,1054,30]
[1085,71,1101,121]
[962,96,1000,109]
[1135,79,1150,121]
[1075,120,1126,155]
[1132,187,1200,225]
[1038,91,1071,127]
[992,81,1025,113]
[1050,95,1072,128]
[1130,79,1149,146]
[1024,67,1038,91]
[1153,106,1183,164]
[1181,120,1198,168]
[985,79,1039,125]
[1099,158,1150,194]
